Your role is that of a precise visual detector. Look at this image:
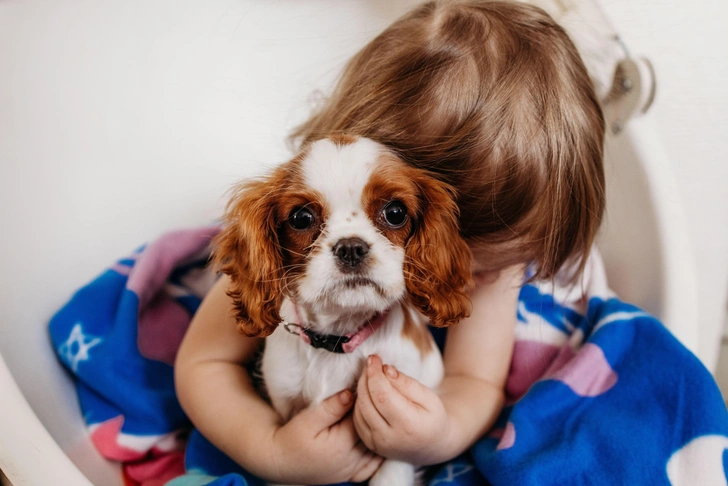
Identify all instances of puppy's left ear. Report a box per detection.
[404,175,473,327]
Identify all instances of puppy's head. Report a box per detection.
[213,136,472,337]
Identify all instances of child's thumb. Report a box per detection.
[305,389,354,429]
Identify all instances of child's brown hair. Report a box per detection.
[291,0,605,280]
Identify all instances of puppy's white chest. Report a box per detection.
[261,329,364,417]
[260,305,443,421]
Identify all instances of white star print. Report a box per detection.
[58,323,102,372]
[430,463,476,485]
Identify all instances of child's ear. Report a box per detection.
[404,175,473,327]
[212,175,284,338]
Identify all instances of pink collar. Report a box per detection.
[283,307,389,354]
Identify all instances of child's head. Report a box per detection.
[291,0,605,280]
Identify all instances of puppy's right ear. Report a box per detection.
[212,172,284,338]
[404,172,473,328]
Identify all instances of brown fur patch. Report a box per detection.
[400,304,433,358]
[363,151,473,328]
[361,153,419,248]
[212,165,290,337]
[328,133,358,146]
[212,153,330,337]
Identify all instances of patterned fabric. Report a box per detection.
[49,227,728,486]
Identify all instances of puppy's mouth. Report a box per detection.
[339,277,387,296]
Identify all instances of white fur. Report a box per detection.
[260,139,444,485]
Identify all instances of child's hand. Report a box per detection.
[353,355,451,465]
[270,389,383,484]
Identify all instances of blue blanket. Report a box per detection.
[49,227,728,485]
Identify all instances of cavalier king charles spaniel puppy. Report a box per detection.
[213,135,472,485]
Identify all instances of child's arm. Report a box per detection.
[175,275,382,484]
[353,265,522,465]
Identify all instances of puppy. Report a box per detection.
[213,136,472,485]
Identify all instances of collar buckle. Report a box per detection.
[304,330,350,354]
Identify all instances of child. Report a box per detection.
[175,1,604,484]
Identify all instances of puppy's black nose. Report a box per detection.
[333,237,369,269]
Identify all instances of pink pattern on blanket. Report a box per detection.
[126,226,220,364]
[497,422,516,450]
[91,416,186,485]
[124,451,186,486]
[506,340,560,401]
[549,343,618,397]
[138,295,191,365]
[507,340,617,400]
[127,226,221,308]
[90,416,147,462]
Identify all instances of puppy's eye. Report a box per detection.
[382,201,407,228]
[289,207,314,230]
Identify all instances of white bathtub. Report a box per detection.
[0,1,701,484]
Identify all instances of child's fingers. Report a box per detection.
[353,374,380,451]
[366,355,419,420]
[350,449,384,483]
[352,403,375,450]
[356,367,390,429]
[380,362,432,408]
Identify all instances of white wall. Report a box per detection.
[599,0,728,370]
